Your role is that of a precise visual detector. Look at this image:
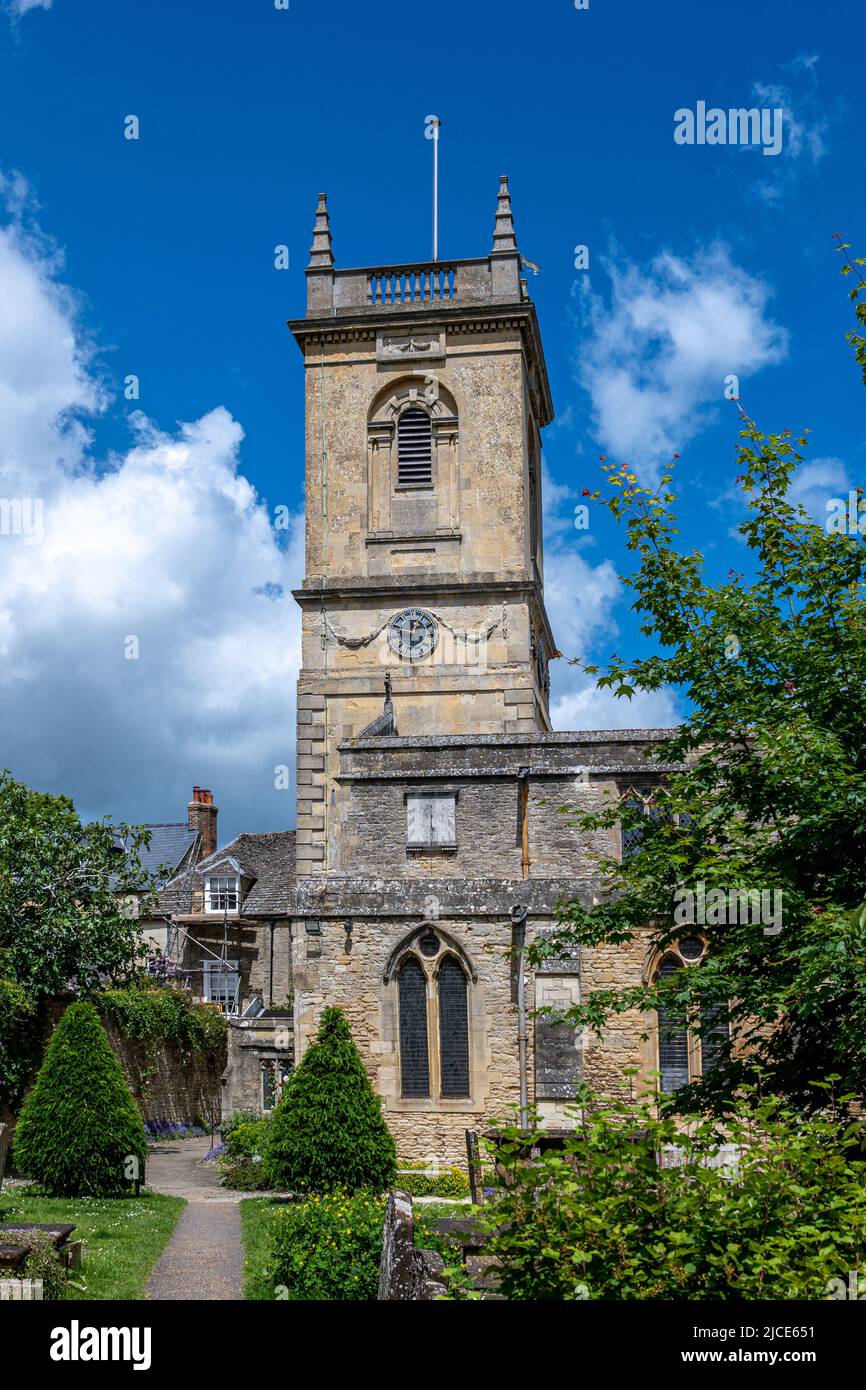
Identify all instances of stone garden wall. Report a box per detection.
[3,1001,225,1136]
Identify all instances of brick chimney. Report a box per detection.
[187,787,218,859]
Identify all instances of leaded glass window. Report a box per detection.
[621,795,648,862]
[438,957,470,1098]
[398,958,430,1097]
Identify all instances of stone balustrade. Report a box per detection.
[308,255,521,317]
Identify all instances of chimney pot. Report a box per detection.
[188,787,218,857]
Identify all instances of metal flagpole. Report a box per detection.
[426,115,441,261]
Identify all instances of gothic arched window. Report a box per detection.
[398,957,430,1098]
[438,956,470,1097]
[654,939,730,1094]
[396,407,433,486]
[392,930,474,1101]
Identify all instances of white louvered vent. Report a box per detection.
[397,408,433,486]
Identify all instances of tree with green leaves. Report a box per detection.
[13,1001,147,1196]
[0,770,156,1104]
[534,242,866,1111]
[264,1007,397,1193]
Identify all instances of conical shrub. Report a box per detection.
[13,1001,147,1197]
[265,1006,396,1193]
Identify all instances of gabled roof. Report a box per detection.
[195,854,244,877]
[158,830,295,918]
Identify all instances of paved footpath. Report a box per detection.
[145,1137,245,1301]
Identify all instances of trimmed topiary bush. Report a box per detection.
[264,1006,396,1194]
[13,1001,147,1197]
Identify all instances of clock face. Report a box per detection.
[388,608,438,660]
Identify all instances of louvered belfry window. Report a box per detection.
[657,955,689,1094]
[438,957,470,1098]
[398,957,430,1097]
[397,407,433,486]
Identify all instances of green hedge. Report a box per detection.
[396,1162,470,1199]
[0,974,37,1105]
[97,984,227,1056]
[220,1118,273,1191]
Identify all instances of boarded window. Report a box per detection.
[397,408,433,486]
[398,958,430,1097]
[438,957,470,1098]
[406,794,456,848]
[657,955,689,1093]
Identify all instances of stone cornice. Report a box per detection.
[288,299,554,427]
[293,572,542,603]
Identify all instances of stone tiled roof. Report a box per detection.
[158,830,295,918]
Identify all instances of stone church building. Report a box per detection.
[163,179,691,1161]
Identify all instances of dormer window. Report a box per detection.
[396,407,433,487]
[205,874,239,913]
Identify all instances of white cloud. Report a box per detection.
[712,455,852,539]
[786,457,851,523]
[0,178,302,840]
[574,244,787,475]
[542,512,682,734]
[6,0,52,16]
[747,62,834,204]
[752,79,829,166]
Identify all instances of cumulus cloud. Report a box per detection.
[0,177,302,840]
[541,462,682,734]
[574,244,787,475]
[786,456,852,524]
[712,455,852,540]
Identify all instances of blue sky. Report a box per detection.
[0,0,862,840]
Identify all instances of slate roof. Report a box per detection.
[158,830,295,918]
[111,823,199,891]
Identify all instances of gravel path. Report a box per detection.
[145,1137,244,1301]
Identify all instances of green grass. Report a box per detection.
[0,1190,185,1300]
[240,1197,288,1300]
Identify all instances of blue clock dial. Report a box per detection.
[388,608,438,660]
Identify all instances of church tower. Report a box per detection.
[289,179,556,875]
